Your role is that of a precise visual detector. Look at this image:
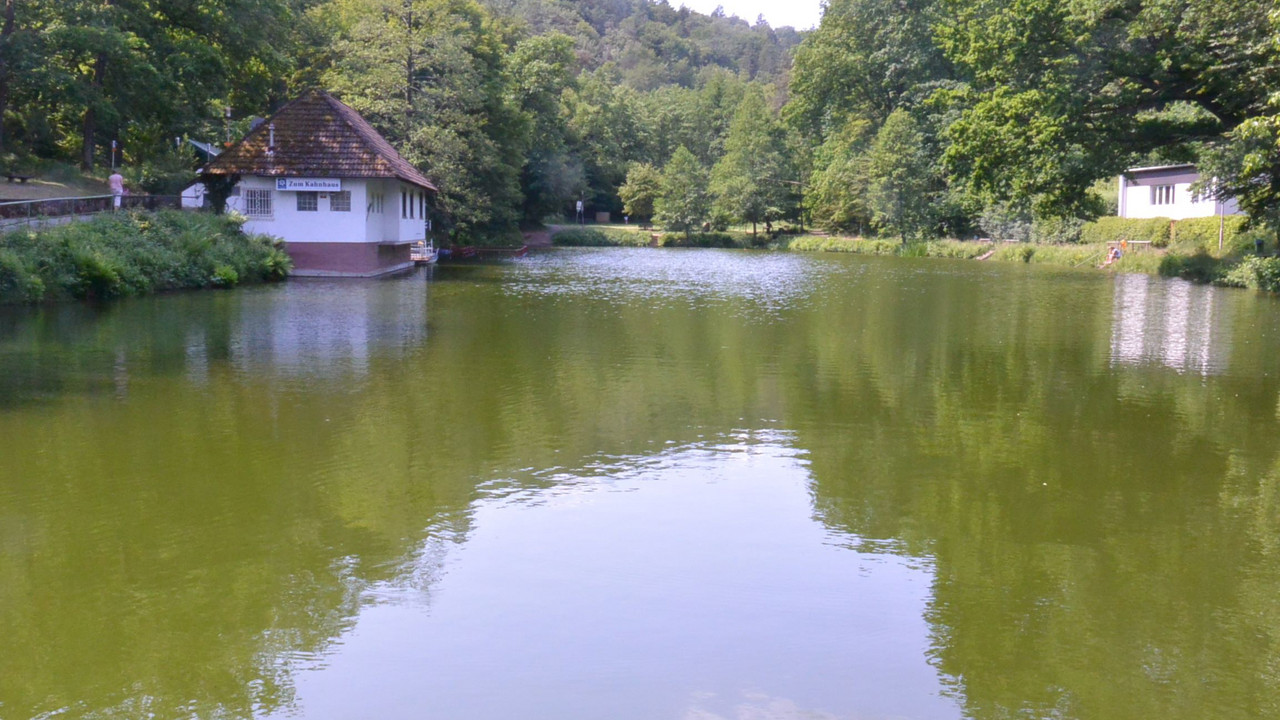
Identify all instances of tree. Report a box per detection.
[325,0,528,239]
[654,146,710,237]
[866,109,940,241]
[511,32,583,224]
[804,117,874,234]
[936,0,1279,217]
[788,0,948,141]
[1197,8,1280,240]
[619,162,660,222]
[710,87,791,236]
[566,67,651,214]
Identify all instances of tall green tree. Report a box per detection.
[618,162,660,223]
[710,87,791,235]
[325,0,528,239]
[788,0,948,141]
[654,145,710,238]
[15,0,296,169]
[511,31,582,224]
[866,109,940,241]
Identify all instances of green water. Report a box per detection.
[2,249,1279,720]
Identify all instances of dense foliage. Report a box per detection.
[790,0,1280,239]
[4,0,1279,243]
[0,211,289,303]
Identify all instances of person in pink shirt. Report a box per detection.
[108,170,125,209]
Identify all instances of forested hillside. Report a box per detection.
[2,0,1278,244]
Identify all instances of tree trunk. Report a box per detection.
[0,0,17,154]
[81,51,106,170]
[81,0,114,170]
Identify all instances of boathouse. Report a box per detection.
[202,90,437,277]
[1118,164,1240,221]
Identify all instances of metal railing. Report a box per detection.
[0,194,183,229]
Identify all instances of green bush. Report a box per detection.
[0,249,44,302]
[1218,256,1280,292]
[1168,216,1251,254]
[125,144,198,195]
[211,264,240,288]
[1159,251,1224,284]
[658,232,738,248]
[924,240,996,259]
[784,235,901,254]
[1080,217,1171,247]
[993,244,1037,263]
[551,227,612,246]
[0,210,289,304]
[1031,215,1085,244]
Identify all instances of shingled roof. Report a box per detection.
[203,90,437,192]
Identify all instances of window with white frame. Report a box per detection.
[368,192,384,214]
[244,188,272,218]
[296,191,318,212]
[330,191,351,212]
[1151,184,1175,205]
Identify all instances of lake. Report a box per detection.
[2,248,1278,720]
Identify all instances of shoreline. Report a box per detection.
[548,226,1280,293]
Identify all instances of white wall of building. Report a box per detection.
[239,175,369,243]
[1119,167,1240,220]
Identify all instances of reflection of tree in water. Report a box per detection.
[782,265,1280,719]
[4,257,1280,719]
[0,265,795,720]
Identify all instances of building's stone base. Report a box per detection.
[284,242,413,278]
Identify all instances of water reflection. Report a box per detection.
[264,435,957,720]
[3,252,1280,720]
[1110,273,1228,375]
[228,277,430,378]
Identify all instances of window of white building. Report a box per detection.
[244,188,272,218]
[1151,184,1175,205]
[330,191,351,212]
[368,193,384,214]
[296,191,318,212]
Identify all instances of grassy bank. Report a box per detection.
[552,222,1280,294]
[780,232,1280,291]
[0,210,290,304]
[550,225,772,248]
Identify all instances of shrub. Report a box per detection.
[784,235,903,255]
[551,227,612,246]
[924,240,994,259]
[1031,215,1085,244]
[0,249,44,303]
[1159,251,1224,284]
[666,232,737,248]
[0,210,288,304]
[1168,216,1250,254]
[1081,217,1171,247]
[993,244,1037,263]
[211,264,240,288]
[1218,256,1280,292]
[978,203,1033,242]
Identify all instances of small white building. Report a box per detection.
[1118,164,1240,220]
[202,90,437,277]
